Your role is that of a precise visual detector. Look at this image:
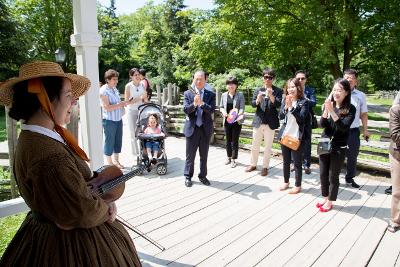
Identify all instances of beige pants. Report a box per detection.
[250,124,275,168]
[390,154,400,226]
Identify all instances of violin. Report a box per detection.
[88,165,146,203]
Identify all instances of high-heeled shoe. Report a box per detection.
[319,205,333,212]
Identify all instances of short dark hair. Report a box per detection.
[9,77,63,122]
[226,76,238,86]
[139,68,146,76]
[295,70,307,78]
[343,68,358,78]
[194,70,206,78]
[104,69,119,81]
[262,67,276,78]
[129,68,139,77]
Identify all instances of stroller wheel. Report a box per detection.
[156,164,167,175]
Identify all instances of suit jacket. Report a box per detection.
[390,104,400,161]
[183,88,216,138]
[279,97,309,141]
[251,86,283,129]
[220,91,245,124]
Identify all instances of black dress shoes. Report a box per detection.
[346,180,360,188]
[385,186,392,195]
[185,177,193,187]
[199,177,211,186]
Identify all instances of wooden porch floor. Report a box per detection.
[116,136,397,267]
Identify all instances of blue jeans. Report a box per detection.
[145,141,160,152]
[103,119,123,156]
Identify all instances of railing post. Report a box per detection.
[168,83,173,106]
[162,86,168,105]
[156,84,162,105]
[5,107,18,198]
[215,88,221,107]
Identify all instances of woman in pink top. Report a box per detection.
[144,114,164,163]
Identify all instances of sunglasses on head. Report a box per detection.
[263,76,274,80]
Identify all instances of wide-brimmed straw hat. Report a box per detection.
[0,61,91,107]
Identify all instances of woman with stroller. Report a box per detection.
[317,78,356,212]
[144,113,164,164]
[220,76,245,168]
[125,68,148,159]
[279,78,309,194]
[100,69,130,168]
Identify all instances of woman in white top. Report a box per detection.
[124,68,148,158]
[278,78,309,194]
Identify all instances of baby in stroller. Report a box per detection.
[144,114,165,164]
[136,103,168,175]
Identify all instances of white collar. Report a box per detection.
[21,124,66,145]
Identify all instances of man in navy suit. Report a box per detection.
[183,70,216,187]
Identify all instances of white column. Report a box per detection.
[71,0,103,170]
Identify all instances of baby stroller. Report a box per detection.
[135,103,168,175]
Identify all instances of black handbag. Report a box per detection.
[317,138,331,155]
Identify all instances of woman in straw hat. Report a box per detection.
[0,61,141,266]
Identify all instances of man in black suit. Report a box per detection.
[183,70,216,187]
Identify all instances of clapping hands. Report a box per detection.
[194,93,203,107]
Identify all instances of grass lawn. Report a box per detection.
[366,95,393,107]
[0,212,26,257]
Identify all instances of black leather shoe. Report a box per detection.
[185,178,193,187]
[346,180,360,188]
[199,177,211,186]
[385,186,392,195]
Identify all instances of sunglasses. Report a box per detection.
[263,76,274,80]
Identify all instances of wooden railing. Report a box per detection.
[164,105,391,175]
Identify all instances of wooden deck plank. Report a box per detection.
[367,194,400,267]
[108,136,392,267]
[226,178,368,267]
[311,183,387,267]
[340,191,391,267]
[281,179,379,267]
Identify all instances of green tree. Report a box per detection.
[198,0,400,91]
[12,0,74,71]
[0,0,29,80]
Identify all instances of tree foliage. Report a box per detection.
[12,0,74,71]
[0,0,29,80]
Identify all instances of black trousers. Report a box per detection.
[302,126,312,168]
[319,147,347,201]
[224,121,242,159]
[345,128,360,182]
[281,142,303,187]
[184,126,210,179]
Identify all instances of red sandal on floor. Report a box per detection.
[319,205,333,212]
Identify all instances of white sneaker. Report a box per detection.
[225,158,231,165]
[231,161,237,168]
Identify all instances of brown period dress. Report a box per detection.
[0,130,141,266]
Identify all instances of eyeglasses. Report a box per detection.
[297,77,306,81]
[263,76,274,80]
